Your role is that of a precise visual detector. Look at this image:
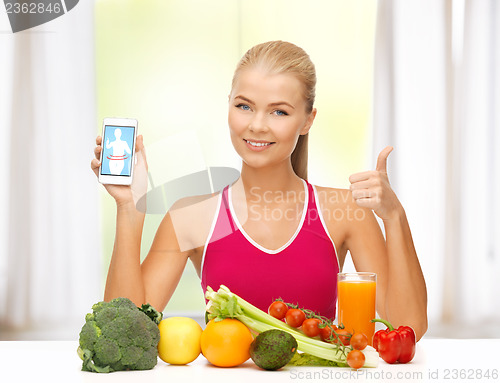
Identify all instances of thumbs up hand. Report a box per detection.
[348,146,401,221]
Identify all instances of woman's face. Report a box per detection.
[228,68,316,171]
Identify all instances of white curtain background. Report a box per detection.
[373,0,500,336]
[0,2,100,339]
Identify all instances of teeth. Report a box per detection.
[246,140,272,147]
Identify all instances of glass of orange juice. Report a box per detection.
[337,272,376,345]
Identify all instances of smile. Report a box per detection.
[244,139,275,147]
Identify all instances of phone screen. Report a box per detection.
[101,125,135,177]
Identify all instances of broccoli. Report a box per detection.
[77,297,163,373]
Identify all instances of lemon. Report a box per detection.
[158,316,203,365]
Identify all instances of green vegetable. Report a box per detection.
[205,285,379,368]
[288,352,344,367]
[77,297,163,373]
[250,329,297,370]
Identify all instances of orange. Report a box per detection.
[200,318,254,367]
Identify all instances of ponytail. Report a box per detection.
[291,133,308,180]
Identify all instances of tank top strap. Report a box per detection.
[303,179,321,227]
[220,185,237,233]
[207,185,238,244]
[305,180,315,208]
[302,180,333,242]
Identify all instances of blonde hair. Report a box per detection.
[231,41,316,180]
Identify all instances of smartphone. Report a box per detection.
[98,117,138,185]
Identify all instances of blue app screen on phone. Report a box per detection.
[101,125,135,177]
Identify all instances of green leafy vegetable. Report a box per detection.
[205,285,379,368]
[288,352,344,367]
[77,297,163,373]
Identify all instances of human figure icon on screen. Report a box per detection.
[106,128,131,175]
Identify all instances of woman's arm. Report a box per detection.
[93,134,191,310]
[347,146,428,340]
[92,135,148,305]
[344,203,428,341]
[382,206,428,339]
[104,201,147,304]
[139,208,192,311]
[104,202,195,310]
[105,192,218,311]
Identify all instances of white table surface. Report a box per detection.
[0,339,499,382]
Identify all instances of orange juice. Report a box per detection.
[337,273,376,345]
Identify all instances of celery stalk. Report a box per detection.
[205,285,379,368]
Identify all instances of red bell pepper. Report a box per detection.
[371,318,416,364]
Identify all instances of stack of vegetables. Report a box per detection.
[78,286,418,373]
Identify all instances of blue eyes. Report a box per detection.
[237,104,251,111]
[235,104,288,116]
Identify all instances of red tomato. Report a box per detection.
[319,325,332,342]
[347,349,365,369]
[334,329,351,346]
[285,308,306,328]
[319,324,338,342]
[302,318,321,337]
[268,301,288,320]
[350,332,369,350]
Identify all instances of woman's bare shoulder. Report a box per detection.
[313,184,353,208]
[312,184,373,225]
[166,190,222,252]
[169,191,221,212]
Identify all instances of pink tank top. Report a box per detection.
[201,179,339,319]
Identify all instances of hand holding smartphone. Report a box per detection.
[98,118,138,185]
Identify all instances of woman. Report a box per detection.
[91,41,428,340]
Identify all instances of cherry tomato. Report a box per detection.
[319,324,337,342]
[302,318,321,337]
[350,332,369,350]
[285,308,306,328]
[346,349,365,369]
[319,325,332,342]
[334,328,351,346]
[268,301,288,320]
